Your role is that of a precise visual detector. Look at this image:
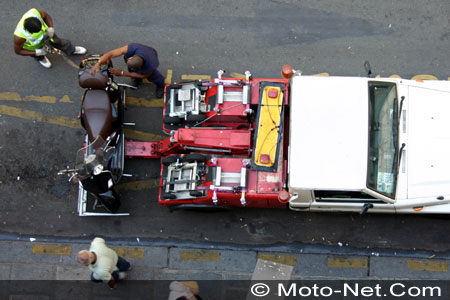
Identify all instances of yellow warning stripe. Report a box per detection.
[328,257,368,269]
[32,244,72,255]
[254,86,283,167]
[111,247,145,258]
[180,250,220,262]
[258,254,297,266]
[407,260,448,272]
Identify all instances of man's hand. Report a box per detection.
[108,67,124,76]
[35,48,47,56]
[47,27,55,38]
[90,62,101,74]
[108,276,117,289]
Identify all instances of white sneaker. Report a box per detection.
[118,272,127,280]
[73,46,87,55]
[39,56,52,68]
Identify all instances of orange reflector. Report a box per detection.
[413,207,424,211]
[260,154,271,164]
[278,190,290,203]
[282,64,294,79]
[415,79,424,83]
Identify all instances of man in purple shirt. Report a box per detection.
[92,43,165,98]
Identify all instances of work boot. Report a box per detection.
[38,56,52,68]
[156,86,164,98]
[73,46,87,55]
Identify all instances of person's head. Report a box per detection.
[24,17,42,33]
[77,250,94,266]
[126,55,144,71]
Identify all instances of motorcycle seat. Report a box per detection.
[83,90,112,142]
[79,69,109,89]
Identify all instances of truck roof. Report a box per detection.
[288,76,369,192]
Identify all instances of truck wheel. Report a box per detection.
[163,116,181,124]
[187,114,207,122]
[181,154,209,163]
[162,193,177,200]
[189,190,204,197]
[162,155,180,165]
[168,84,182,89]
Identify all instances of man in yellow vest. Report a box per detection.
[13,8,87,68]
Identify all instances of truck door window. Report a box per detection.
[367,82,399,198]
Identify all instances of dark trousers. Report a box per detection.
[32,34,75,61]
[90,256,131,282]
[147,69,165,88]
[129,68,165,88]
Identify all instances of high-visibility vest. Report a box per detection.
[14,8,48,51]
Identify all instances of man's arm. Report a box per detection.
[108,68,152,79]
[38,10,53,27]
[13,36,36,56]
[92,45,129,73]
[108,276,117,289]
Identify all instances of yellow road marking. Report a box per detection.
[0,105,163,141]
[408,260,448,272]
[116,179,159,191]
[112,247,145,258]
[59,95,73,103]
[181,74,211,81]
[312,73,329,76]
[258,254,297,266]
[328,257,368,269]
[32,244,72,255]
[180,250,220,262]
[0,105,81,128]
[165,69,173,84]
[123,128,164,141]
[0,92,58,103]
[127,96,163,107]
[230,72,245,78]
[411,74,438,81]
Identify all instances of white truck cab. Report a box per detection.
[287,74,450,214]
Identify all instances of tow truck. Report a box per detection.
[92,64,450,215]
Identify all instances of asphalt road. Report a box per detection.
[1,1,450,253]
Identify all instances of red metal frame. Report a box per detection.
[125,75,290,209]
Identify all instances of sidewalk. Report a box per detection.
[0,236,449,299]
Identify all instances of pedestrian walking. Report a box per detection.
[77,237,131,289]
[13,8,87,68]
[168,281,203,300]
[91,43,165,97]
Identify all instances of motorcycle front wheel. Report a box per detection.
[96,188,121,213]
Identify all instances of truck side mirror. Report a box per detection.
[360,203,374,215]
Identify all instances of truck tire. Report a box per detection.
[187,114,207,122]
[162,155,180,165]
[181,154,209,163]
[162,193,177,200]
[163,116,181,124]
[189,190,204,197]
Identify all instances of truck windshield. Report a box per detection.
[367,82,399,198]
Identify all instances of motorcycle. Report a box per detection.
[58,55,135,216]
